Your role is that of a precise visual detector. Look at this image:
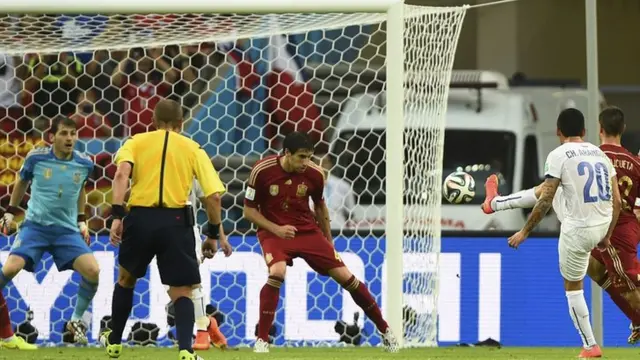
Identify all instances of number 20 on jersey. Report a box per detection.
[577,161,611,203]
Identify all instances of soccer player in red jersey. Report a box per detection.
[481,106,640,344]
[589,107,640,343]
[243,131,399,353]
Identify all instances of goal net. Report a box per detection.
[0,3,466,348]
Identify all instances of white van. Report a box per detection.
[327,71,601,231]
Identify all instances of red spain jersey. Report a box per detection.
[601,144,640,224]
[244,155,325,234]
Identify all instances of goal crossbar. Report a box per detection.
[1,0,402,14]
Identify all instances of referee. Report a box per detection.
[101,99,229,360]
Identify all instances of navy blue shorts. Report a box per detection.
[119,207,200,287]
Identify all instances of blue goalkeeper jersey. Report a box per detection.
[19,146,94,231]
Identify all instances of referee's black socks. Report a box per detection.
[174,296,195,352]
[108,284,134,345]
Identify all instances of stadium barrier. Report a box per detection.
[0,232,635,347]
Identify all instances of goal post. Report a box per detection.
[0,1,467,348]
[385,0,405,348]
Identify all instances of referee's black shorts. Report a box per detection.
[119,207,201,287]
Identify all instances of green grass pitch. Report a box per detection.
[1,347,640,360]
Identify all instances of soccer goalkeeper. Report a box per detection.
[0,117,101,347]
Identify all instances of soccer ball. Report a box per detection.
[443,171,475,204]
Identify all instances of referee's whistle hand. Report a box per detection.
[202,237,218,259]
[110,219,123,246]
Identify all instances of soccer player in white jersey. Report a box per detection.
[505,108,620,358]
[164,179,228,350]
[483,107,640,344]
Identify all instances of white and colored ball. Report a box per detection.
[443,171,476,204]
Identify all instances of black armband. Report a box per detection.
[5,206,19,215]
[77,214,87,222]
[203,222,221,239]
[111,205,126,219]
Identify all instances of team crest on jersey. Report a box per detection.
[269,185,279,196]
[73,172,83,184]
[285,179,292,185]
[296,183,308,197]
[43,168,52,179]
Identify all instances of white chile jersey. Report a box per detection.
[545,141,616,229]
[188,179,205,219]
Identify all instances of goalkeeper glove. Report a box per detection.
[0,206,18,235]
[78,214,90,245]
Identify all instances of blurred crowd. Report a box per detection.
[0,43,218,138]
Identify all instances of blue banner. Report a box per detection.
[0,234,635,347]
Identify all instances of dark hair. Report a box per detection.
[50,116,76,135]
[153,99,183,126]
[283,131,314,155]
[599,106,625,136]
[557,108,585,137]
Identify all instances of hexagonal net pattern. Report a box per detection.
[0,6,466,348]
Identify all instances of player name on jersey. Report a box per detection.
[565,148,608,159]
[611,158,635,171]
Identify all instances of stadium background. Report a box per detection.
[0,0,640,349]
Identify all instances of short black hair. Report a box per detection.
[599,106,625,136]
[557,108,585,137]
[50,116,76,135]
[283,131,314,155]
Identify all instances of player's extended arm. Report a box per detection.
[243,206,280,235]
[314,202,333,243]
[604,175,622,242]
[111,162,132,206]
[521,178,560,236]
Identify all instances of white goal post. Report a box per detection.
[0,0,467,348]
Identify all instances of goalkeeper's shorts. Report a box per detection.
[11,220,91,273]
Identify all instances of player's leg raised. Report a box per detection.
[481,174,540,214]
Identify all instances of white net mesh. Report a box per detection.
[0,6,466,348]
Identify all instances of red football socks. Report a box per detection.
[0,293,14,339]
[343,275,389,333]
[258,276,283,342]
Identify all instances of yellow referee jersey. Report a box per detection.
[114,130,225,208]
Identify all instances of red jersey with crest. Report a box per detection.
[601,144,640,224]
[244,155,325,234]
